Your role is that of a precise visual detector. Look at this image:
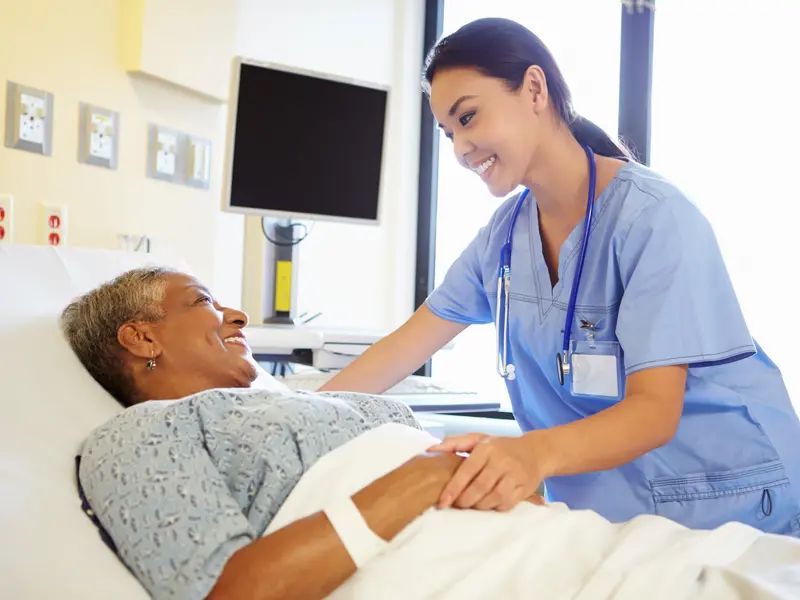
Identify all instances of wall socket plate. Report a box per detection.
[185,135,212,189]
[147,124,182,183]
[78,103,119,169]
[5,81,54,155]
[39,203,68,247]
[0,195,13,244]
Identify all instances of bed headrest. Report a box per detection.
[0,245,283,599]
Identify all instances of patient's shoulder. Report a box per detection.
[79,399,201,472]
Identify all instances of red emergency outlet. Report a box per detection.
[0,226,5,240]
[48,232,60,246]
[0,207,5,222]
[49,215,61,229]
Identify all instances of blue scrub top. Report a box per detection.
[426,161,800,536]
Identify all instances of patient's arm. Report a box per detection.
[208,452,462,600]
[80,411,462,600]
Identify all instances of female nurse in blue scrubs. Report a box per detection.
[321,17,800,536]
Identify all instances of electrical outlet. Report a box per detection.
[185,135,212,189]
[4,82,54,155]
[147,124,182,183]
[78,103,119,169]
[39,204,68,247]
[0,195,13,244]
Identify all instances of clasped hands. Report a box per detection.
[427,433,547,512]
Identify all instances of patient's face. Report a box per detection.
[147,273,258,395]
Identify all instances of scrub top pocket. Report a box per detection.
[650,460,800,536]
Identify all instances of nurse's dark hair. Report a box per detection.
[422,18,632,160]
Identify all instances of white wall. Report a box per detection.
[235,0,424,331]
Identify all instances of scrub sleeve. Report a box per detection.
[425,214,497,326]
[615,198,756,374]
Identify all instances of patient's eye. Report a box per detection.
[196,294,212,304]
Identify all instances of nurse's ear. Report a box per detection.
[522,65,549,116]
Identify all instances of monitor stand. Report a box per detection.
[241,217,304,327]
[263,220,300,325]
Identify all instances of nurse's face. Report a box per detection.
[429,66,547,197]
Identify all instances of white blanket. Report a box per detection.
[266,424,800,599]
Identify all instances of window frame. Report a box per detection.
[412,1,657,407]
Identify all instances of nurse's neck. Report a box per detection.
[521,126,617,227]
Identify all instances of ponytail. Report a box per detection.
[568,115,633,160]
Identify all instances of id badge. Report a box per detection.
[569,339,623,398]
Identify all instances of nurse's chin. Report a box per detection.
[484,179,518,198]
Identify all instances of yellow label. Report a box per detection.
[275,261,292,312]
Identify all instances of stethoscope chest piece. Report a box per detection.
[556,351,570,386]
[506,364,516,381]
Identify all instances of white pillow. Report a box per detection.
[0,245,284,599]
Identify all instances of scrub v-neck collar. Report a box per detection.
[527,163,630,322]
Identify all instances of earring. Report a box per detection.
[146,351,156,371]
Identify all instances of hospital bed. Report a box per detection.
[4,245,800,600]
[0,245,290,599]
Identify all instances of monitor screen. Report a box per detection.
[223,59,388,224]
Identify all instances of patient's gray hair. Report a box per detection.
[61,267,178,407]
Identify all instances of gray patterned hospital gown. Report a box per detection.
[78,388,421,600]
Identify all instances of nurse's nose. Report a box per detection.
[452,133,475,168]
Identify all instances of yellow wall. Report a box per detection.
[0,0,425,327]
[0,0,238,290]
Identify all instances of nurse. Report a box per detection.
[320,17,800,536]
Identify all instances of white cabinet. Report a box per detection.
[119,0,237,102]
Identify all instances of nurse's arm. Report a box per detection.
[318,305,467,394]
[535,365,688,478]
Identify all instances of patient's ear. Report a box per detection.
[117,322,160,360]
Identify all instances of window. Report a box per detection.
[649,0,800,407]
[429,1,623,408]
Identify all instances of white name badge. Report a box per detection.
[569,340,623,398]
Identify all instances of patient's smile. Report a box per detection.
[224,336,248,348]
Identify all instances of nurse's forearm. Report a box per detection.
[318,305,467,394]
[533,392,683,478]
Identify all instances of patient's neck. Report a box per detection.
[135,373,251,403]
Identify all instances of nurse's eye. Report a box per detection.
[459,111,475,126]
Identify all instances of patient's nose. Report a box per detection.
[224,307,249,328]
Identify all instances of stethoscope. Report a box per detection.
[496,144,597,385]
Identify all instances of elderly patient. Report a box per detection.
[65,267,476,600]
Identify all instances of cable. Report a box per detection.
[261,218,314,246]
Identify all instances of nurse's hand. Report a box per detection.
[427,433,545,512]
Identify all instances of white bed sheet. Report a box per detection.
[267,423,800,600]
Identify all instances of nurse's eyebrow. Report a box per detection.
[448,95,477,116]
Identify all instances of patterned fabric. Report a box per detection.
[78,388,421,600]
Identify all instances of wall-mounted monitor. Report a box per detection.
[222,57,389,225]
